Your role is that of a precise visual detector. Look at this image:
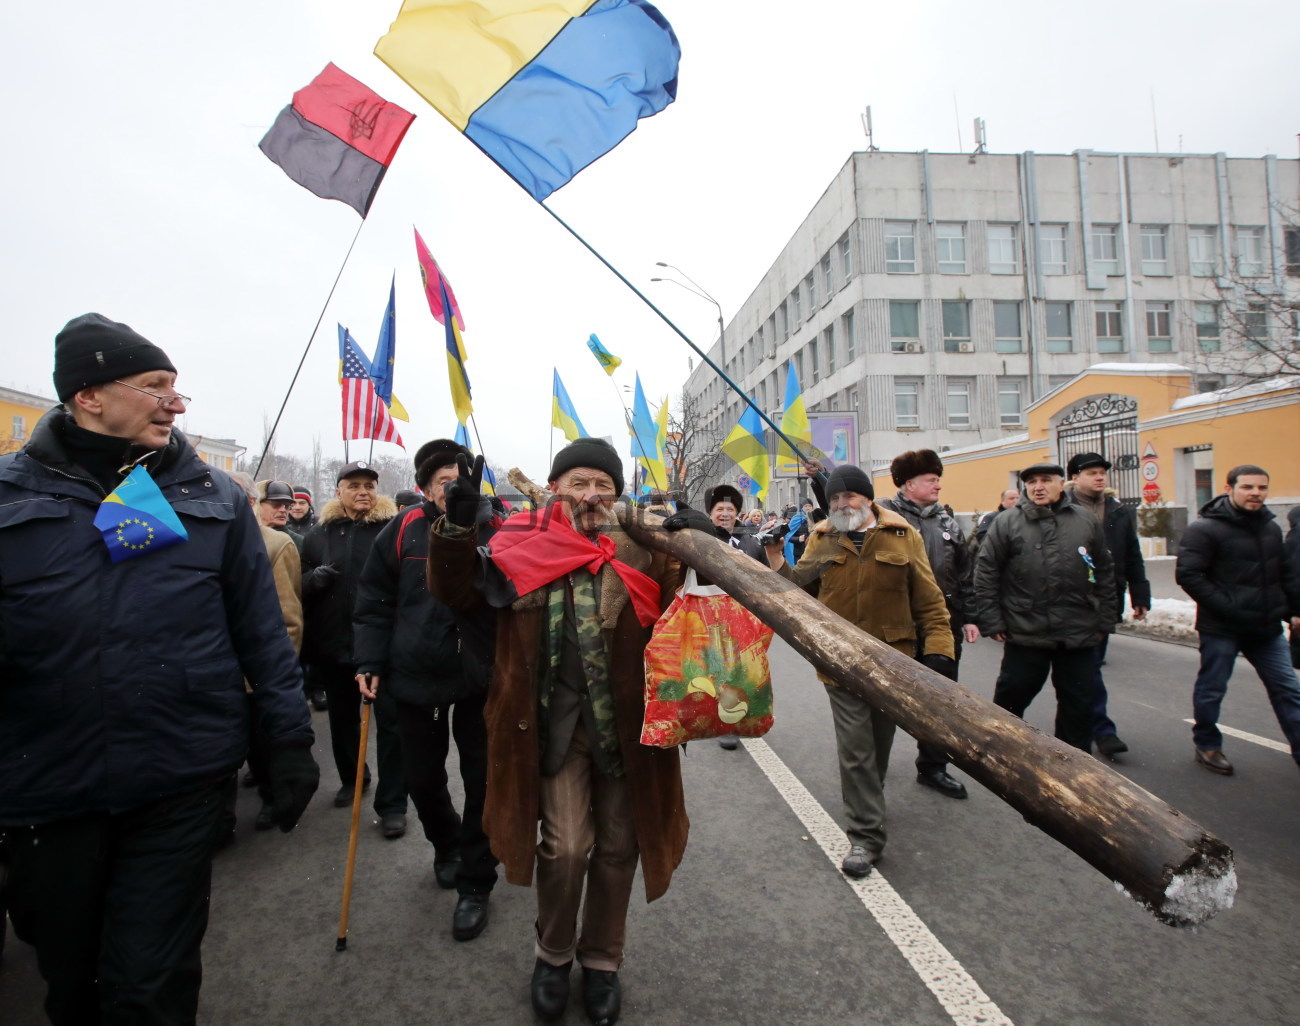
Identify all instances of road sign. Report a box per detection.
[1142,482,1161,502]
[1142,442,1158,459]
[1142,461,1159,481]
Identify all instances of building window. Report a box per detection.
[1095,302,1125,353]
[1188,227,1218,277]
[885,221,917,273]
[11,415,25,441]
[777,301,788,341]
[942,300,971,353]
[1091,224,1121,275]
[1244,302,1268,349]
[838,232,853,280]
[988,224,1019,274]
[994,301,1023,353]
[804,272,817,313]
[809,337,821,383]
[1048,374,1074,391]
[821,253,834,298]
[791,285,802,324]
[1198,375,1224,394]
[894,379,920,428]
[1194,302,1220,352]
[824,324,836,374]
[998,378,1024,427]
[890,300,920,352]
[1146,301,1173,353]
[1045,301,1073,353]
[1140,225,1170,276]
[1235,226,1266,277]
[793,350,804,385]
[842,309,856,363]
[1286,227,1300,275]
[935,222,967,274]
[946,380,972,429]
[1038,224,1068,275]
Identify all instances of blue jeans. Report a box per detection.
[1192,632,1300,766]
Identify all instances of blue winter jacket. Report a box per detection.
[0,409,313,826]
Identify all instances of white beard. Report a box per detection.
[829,506,871,533]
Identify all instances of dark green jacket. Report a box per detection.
[973,494,1118,650]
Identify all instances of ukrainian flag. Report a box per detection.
[722,402,770,503]
[776,362,812,475]
[93,466,188,563]
[551,370,589,442]
[452,422,497,497]
[375,0,679,202]
[630,374,666,493]
[587,333,622,376]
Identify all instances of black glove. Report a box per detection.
[443,453,485,527]
[920,653,958,681]
[663,508,714,534]
[304,563,340,596]
[266,740,320,833]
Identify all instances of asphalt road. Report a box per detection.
[3,632,1298,1026]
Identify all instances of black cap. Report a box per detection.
[53,313,178,402]
[337,460,380,483]
[1019,462,1065,481]
[824,464,874,501]
[394,489,420,509]
[257,480,295,503]
[548,437,624,496]
[1066,452,1111,476]
[705,484,743,512]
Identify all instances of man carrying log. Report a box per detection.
[428,437,686,1026]
[766,464,953,878]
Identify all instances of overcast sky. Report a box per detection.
[5,1,1297,484]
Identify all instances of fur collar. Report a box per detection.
[316,495,398,526]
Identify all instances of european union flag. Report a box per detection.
[93,465,188,563]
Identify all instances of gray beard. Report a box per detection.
[830,507,870,533]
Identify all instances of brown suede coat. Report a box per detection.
[429,512,689,903]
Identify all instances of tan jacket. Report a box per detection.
[260,524,303,654]
[781,504,953,682]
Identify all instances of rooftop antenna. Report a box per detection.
[1150,88,1161,152]
[953,93,964,151]
[860,106,880,151]
[972,118,987,156]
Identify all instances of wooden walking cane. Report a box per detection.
[336,698,372,951]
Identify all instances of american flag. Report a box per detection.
[341,335,404,447]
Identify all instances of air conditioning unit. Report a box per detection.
[765,348,777,360]
[903,341,923,353]
[958,341,975,353]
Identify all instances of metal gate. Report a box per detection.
[1055,395,1141,506]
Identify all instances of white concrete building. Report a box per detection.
[683,149,1300,509]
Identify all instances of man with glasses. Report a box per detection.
[0,313,319,1024]
[256,479,304,552]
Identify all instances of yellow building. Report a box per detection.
[872,363,1300,521]
[0,385,244,470]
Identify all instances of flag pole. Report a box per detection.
[540,202,811,465]
[255,218,368,477]
[468,412,489,468]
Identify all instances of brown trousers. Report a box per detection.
[534,721,639,971]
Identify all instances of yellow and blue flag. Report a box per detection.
[551,370,589,441]
[587,333,622,376]
[453,422,497,497]
[776,361,812,473]
[375,0,680,202]
[722,401,770,502]
[371,276,409,421]
[92,466,188,563]
[629,374,666,493]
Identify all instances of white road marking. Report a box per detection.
[742,737,1012,1026]
[1181,719,1291,754]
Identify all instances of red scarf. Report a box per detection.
[488,502,662,627]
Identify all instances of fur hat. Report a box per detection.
[705,484,744,512]
[825,464,874,501]
[413,438,472,489]
[54,313,177,402]
[890,449,944,487]
[548,437,624,496]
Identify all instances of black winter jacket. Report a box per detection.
[301,496,396,665]
[1102,497,1152,609]
[353,500,477,708]
[880,493,975,626]
[0,410,312,826]
[1175,495,1300,640]
[974,494,1118,650]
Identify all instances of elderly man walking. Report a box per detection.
[974,462,1117,751]
[774,464,953,878]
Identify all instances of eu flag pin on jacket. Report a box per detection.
[93,465,188,562]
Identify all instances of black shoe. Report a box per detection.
[310,690,329,711]
[380,813,407,839]
[1095,734,1129,759]
[582,967,622,1026]
[254,804,276,831]
[718,736,740,750]
[333,777,371,807]
[916,768,968,799]
[840,844,876,878]
[434,849,462,889]
[452,893,489,941]
[531,959,572,1021]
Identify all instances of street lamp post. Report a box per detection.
[651,262,725,372]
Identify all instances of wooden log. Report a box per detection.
[612,504,1236,927]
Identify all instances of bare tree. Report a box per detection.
[664,388,730,507]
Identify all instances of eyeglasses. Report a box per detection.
[113,380,191,410]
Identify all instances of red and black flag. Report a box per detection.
[259,63,414,217]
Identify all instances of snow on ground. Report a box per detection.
[1118,594,1199,645]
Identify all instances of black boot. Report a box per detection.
[531,959,572,1021]
[582,967,622,1026]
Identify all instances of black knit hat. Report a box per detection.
[825,464,874,501]
[413,438,472,489]
[53,313,177,402]
[549,437,624,496]
[890,448,944,487]
[705,484,743,512]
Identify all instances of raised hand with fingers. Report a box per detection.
[444,452,485,526]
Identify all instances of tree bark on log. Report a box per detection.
[614,505,1236,927]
